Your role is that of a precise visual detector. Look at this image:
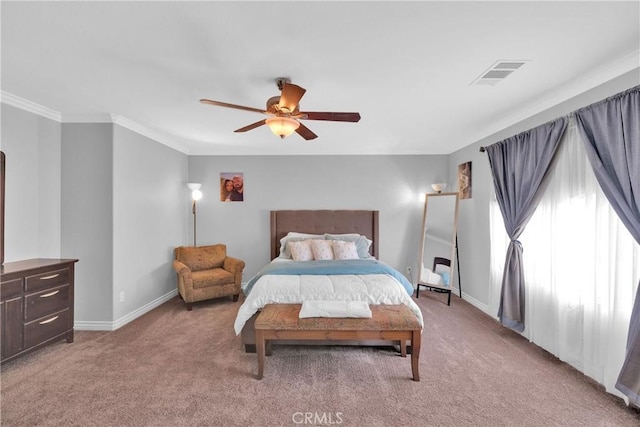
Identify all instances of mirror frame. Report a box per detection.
[416,191,459,291]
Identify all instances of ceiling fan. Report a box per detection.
[200,78,361,140]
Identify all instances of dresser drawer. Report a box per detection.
[24,285,70,322]
[24,309,70,349]
[25,268,70,293]
[1,278,23,301]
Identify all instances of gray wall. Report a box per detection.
[2,105,62,262]
[4,115,188,328]
[188,155,449,281]
[112,125,188,322]
[61,123,114,323]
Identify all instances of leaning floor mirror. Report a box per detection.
[416,191,460,305]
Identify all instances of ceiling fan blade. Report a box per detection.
[234,119,266,133]
[279,83,306,112]
[297,111,361,122]
[295,122,318,140]
[200,99,266,114]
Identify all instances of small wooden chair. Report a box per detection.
[416,257,452,305]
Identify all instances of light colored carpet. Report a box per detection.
[2,291,639,426]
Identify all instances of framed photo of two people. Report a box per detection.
[220,172,244,202]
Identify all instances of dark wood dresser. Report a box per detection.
[1,258,78,364]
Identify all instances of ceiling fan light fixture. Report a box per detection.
[266,116,300,138]
[201,79,359,141]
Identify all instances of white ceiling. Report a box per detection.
[2,1,639,155]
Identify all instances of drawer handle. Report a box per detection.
[39,315,59,325]
[40,290,60,298]
[40,274,60,280]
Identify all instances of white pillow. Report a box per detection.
[434,263,450,274]
[324,233,373,258]
[434,263,451,286]
[331,240,359,260]
[310,239,334,260]
[288,240,314,261]
[279,232,324,258]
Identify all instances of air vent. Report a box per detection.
[471,60,528,86]
[494,62,525,70]
[482,70,514,79]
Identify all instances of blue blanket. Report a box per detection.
[244,259,414,296]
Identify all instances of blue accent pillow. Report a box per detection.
[440,271,451,286]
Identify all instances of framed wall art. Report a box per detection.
[458,161,472,200]
[220,172,244,202]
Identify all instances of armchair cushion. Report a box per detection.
[175,245,226,271]
[191,269,234,289]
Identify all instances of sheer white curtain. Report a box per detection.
[489,118,640,399]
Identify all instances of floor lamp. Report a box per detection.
[187,183,202,246]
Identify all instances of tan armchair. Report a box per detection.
[173,244,245,310]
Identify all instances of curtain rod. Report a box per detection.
[479,115,568,153]
[478,85,638,155]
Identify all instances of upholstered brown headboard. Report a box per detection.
[270,210,379,260]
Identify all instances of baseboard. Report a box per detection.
[74,289,178,331]
[73,320,114,331]
[459,291,494,319]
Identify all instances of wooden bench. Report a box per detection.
[254,303,422,381]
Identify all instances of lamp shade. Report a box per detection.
[431,183,447,193]
[265,116,300,138]
[187,183,203,201]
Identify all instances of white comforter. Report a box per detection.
[234,274,424,335]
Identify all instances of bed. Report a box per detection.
[236,210,423,352]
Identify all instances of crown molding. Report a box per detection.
[0,91,190,154]
[0,91,62,122]
[63,113,113,123]
[110,114,190,154]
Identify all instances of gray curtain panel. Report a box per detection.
[486,117,567,332]
[575,85,640,407]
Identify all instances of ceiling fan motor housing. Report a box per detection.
[266,95,298,115]
[266,96,281,113]
[275,77,291,91]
